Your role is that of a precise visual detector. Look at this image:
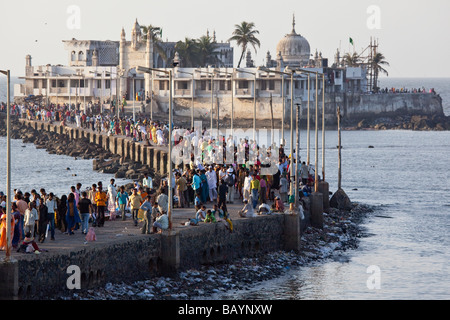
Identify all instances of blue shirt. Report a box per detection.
[117,192,129,205]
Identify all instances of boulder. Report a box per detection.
[330,189,352,211]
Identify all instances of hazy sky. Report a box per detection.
[1,0,449,78]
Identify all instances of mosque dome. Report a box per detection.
[276,16,311,67]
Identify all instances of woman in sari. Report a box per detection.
[199,169,209,204]
[66,193,81,235]
[0,209,16,251]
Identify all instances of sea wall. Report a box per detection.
[16,119,170,177]
[15,213,306,300]
[155,91,444,128]
[341,92,444,121]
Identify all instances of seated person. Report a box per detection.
[189,205,207,226]
[239,199,256,218]
[273,196,285,213]
[212,204,225,221]
[17,232,42,254]
[204,210,217,223]
[153,211,169,233]
[258,203,272,215]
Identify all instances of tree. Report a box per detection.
[228,21,261,68]
[175,37,199,67]
[343,52,361,67]
[197,35,219,67]
[370,52,389,92]
[141,24,168,65]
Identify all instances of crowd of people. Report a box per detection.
[0,175,174,255]
[1,99,320,255]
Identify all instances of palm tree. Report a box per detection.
[342,52,361,67]
[370,52,389,92]
[228,21,261,68]
[197,35,219,67]
[140,24,168,64]
[175,37,199,67]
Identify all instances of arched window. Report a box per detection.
[71,51,76,61]
[78,51,85,61]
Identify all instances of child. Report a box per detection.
[194,194,202,211]
[204,210,217,223]
[140,195,153,235]
[17,232,41,254]
[24,202,38,236]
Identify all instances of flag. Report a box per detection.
[349,37,354,45]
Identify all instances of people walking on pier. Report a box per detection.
[77,192,93,235]
[140,195,153,235]
[128,188,143,227]
[94,186,107,228]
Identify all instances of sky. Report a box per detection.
[1,0,450,78]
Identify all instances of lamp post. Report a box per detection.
[213,69,234,139]
[1,69,12,260]
[177,70,195,129]
[236,69,257,142]
[195,69,215,138]
[137,66,174,230]
[257,66,293,148]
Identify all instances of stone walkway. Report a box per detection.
[8,198,274,262]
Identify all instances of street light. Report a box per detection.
[176,69,195,129]
[195,69,215,138]
[213,69,234,140]
[136,66,174,230]
[236,68,257,142]
[0,69,12,261]
[293,69,326,193]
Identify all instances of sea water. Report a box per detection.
[1,78,449,300]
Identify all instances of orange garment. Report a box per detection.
[0,215,15,251]
[95,191,108,207]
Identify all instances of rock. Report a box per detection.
[330,189,352,211]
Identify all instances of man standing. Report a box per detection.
[217,179,228,210]
[77,192,93,235]
[140,195,153,235]
[225,167,235,204]
[300,162,309,186]
[175,172,188,208]
[116,186,129,221]
[107,179,117,214]
[128,188,143,227]
[250,173,260,209]
[206,166,218,203]
[94,186,108,227]
[45,193,58,241]
[143,173,153,190]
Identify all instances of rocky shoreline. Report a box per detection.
[56,202,375,301]
[342,114,450,131]
[0,119,162,191]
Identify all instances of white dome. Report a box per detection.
[276,17,310,67]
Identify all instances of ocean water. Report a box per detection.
[1,78,449,300]
[0,138,132,198]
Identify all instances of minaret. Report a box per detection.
[25,55,33,77]
[131,19,141,50]
[145,28,153,97]
[119,27,126,98]
[266,51,272,68]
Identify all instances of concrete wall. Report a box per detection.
[157,92,443,126]
[14,213,306,300]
